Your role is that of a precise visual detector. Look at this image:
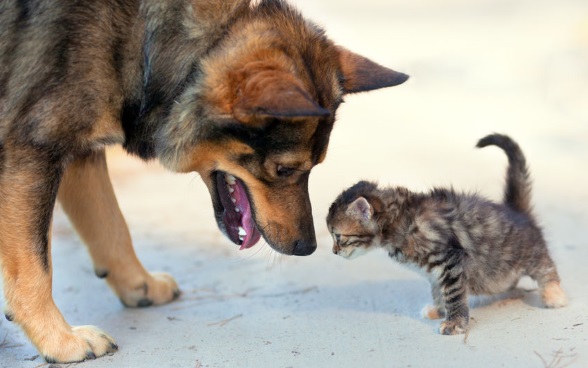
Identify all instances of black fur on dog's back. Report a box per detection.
[0,0,139,156]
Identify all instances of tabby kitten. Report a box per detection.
[327,134,567,335]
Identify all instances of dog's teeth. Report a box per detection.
[238,227,247,236]
[231,198,237,204]
[235,208,240,213]
[228,187,234,193]
[239,236,244,242]
[226,175,236,185]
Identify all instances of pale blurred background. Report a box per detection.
[2,1,587,367]
[301,0,588,212]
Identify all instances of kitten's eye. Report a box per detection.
[276,165,296,177]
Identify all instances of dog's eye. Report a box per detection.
[276,165,296,177]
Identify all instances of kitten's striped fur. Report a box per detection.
[327,134,567,335]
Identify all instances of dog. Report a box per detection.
[0,0,408,363]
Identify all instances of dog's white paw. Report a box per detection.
[40,325,117,363]
[116,271,180,308]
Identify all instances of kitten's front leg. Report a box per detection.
[421,281,446,320]
[438,265,469,335]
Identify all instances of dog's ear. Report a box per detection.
[338,47,409,94]
[233,71,330,124]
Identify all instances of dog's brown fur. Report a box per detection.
[0,0,408,362]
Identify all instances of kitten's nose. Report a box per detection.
[332,247,338,255]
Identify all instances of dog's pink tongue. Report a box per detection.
[232,180,262,250]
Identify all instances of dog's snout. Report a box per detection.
[292,239,317,256]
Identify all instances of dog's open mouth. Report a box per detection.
[216,172,262,250]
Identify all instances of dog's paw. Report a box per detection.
[118,272,180,308]
[542,281,568,308]
[439,319,468,335]
[421,305,445,320]
[41,325,117,363]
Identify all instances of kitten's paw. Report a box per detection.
[421,305,445,320]
[439,319,467,335]
[542,281,568,308]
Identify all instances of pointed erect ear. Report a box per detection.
[346,197,373,221]
[338,47,409,94]
[233,71,330,124]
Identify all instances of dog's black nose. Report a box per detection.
[292,239,317,256]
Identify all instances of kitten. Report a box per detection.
[326,134,567,335]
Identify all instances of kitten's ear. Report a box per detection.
[338,47,409,94]
[346,197,373,221]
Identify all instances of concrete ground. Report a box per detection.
[1,0,587,367]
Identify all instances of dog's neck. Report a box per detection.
[121,0,252,161]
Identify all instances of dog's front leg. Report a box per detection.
[0,152,117,363]
[58,150,180,307]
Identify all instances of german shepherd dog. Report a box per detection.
[0,0,408,363]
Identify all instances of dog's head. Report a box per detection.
[158,2,408,256]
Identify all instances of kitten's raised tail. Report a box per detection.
[476,134,532,214]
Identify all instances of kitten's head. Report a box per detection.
[326,181,381,259]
